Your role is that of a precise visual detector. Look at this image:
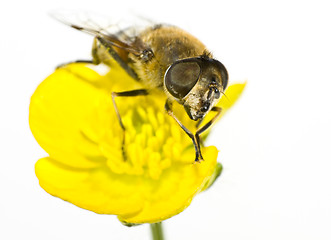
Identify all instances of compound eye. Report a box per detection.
[211,59,229,91]
[221,71,228,90]
[165,61,201,99]
[218,64,228,90]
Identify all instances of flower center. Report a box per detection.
[98,92,193,180]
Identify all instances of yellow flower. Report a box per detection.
[29,60,245,224]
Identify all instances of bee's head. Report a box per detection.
[164,56,228,120]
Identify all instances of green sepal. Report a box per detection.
[119,219,142,227]
[201,162,223,191]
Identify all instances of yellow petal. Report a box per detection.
[118,146,218,223]
[35,157,144,215]
[30,63,140,168]
[199,82,246,137]
[35,146,217,223]
[218,82,247,114]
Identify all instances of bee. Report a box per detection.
[53,13,228,162]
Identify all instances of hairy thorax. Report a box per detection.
[129,25,209,93]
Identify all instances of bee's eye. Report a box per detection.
[165,61,201,99]
[218,66,228,90]
[221,73,228,90]
[210,59,228,90]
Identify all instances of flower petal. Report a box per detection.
[218,82,247,114]
[35,146,217,222]
[30,63,141,168]
[35,157,144,215]
[118,146,218,223]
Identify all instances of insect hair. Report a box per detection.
[201,50,213,59]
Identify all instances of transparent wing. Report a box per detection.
[49,9,153,56]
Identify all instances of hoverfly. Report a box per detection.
[52,12,228,162]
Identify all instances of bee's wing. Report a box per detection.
[50,10,150,56]
[50,10,157,80]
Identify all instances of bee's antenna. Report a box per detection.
[220,91,229,102]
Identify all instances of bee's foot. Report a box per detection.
[121,146,127,161]
[194,156,204,163]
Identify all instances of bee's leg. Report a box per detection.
[165,99,203,162]
[111,89,149,160]
[195,106,223,151]
[195,119,203,128]
[196,106,222,129]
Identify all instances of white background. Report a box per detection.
[1,0,331,239]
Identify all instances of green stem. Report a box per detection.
[150,222,165,240]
